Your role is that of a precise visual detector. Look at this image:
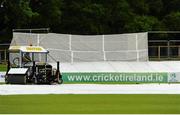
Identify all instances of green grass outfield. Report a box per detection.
[0,94,180,114]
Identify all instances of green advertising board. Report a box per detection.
[62,72,168,83]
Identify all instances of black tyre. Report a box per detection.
[58,78,63,84]
[32,77,37,84]
[5,76,9,84]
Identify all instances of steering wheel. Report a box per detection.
[13,57,20,66]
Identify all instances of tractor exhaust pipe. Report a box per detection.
[57,61,59,71]
[56,61,62,83]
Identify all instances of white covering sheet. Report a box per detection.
[0,84,180,95]
[53,61,180,72]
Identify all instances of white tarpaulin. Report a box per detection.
[0,84,180,95]
[0,72,5,83]
[54,61,180,73]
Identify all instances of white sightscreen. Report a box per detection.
[11,32,148,63]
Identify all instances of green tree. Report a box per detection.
[30,0,62,31]
[163,12,180,31]
[0,0,180,38]
[60,0,103,34]
[147,0,163,18]
[127,0,149,15]
[0,0,37,43]
[124,16,162,32]
[61,0,133,34]
[102,0,134,33]
[162,0,180,15]
[4,0,37,28]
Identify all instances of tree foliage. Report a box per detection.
[0,0,180,38]
[163,12,180,31]
[124,16,162,32]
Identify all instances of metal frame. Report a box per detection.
[12,28,50,32]
[148,31,180,60]
[0,43,10,63]
[149,45,180,60]
[148,31,180,33]
[149,40,180,59]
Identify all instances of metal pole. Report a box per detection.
[69,34,73,64]
[13,28,50,32]
[102,35,106,61]
[37,34,40,46]
[135,34,139,61]
[19,51,22,67]
[69,34,71,51]
[167,41,170,59]
[71,52,73,64]
[158,46,161,60]
[148,31,180,33]
[4,49,6,63]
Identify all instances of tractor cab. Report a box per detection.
[9,46,49,68]
[5,46,63,84]
[9,46,48,68]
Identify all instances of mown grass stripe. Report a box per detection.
[0,94,180,114]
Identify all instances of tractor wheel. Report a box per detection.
[32,77,37,84]
[58,78,63,84]
[5,76,9,84]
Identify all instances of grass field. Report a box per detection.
[0,64,6,71]
[0,94,180,114]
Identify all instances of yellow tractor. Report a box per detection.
[5,45,63,84]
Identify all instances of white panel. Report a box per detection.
[8,68,28,74]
